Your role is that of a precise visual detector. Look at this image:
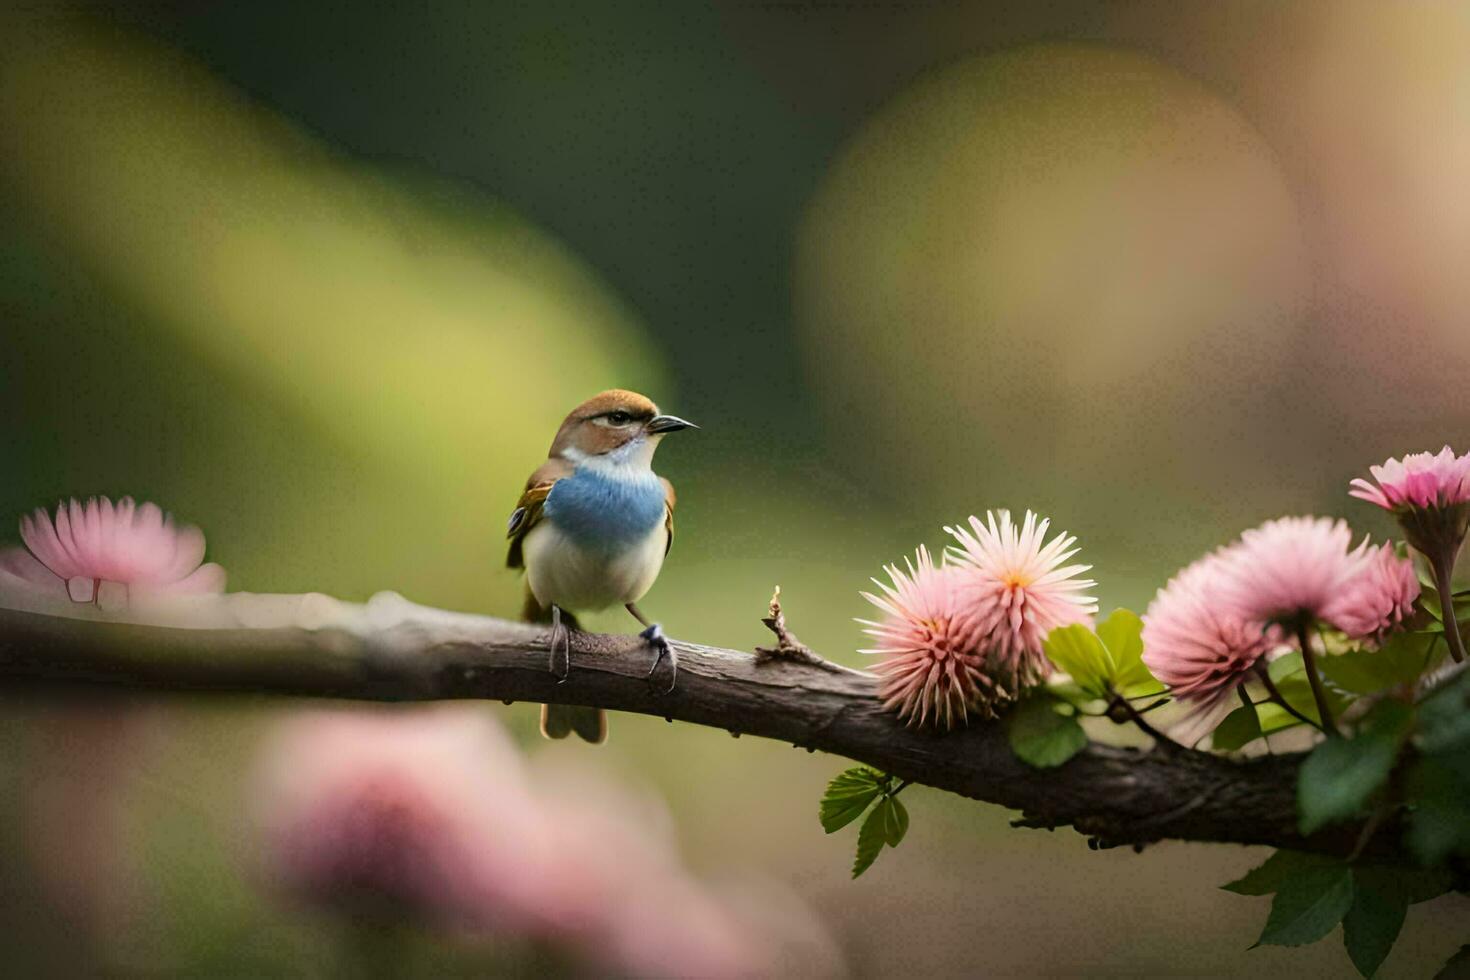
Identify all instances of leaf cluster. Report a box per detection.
[819,767,910,878]
[1223,850,1452,977]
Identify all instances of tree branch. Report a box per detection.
[0,596,1399,861]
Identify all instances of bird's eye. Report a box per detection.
[607,411,632,425]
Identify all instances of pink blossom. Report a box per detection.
[1142,551,1281,728]
[1323,541,1421,645]
[7,497,225,607]
[1216,516,1369,629]
[252,707,546,933]
[1349,446,1470,512]
[859,546,1001,727]
[251,707,833,977]
[944,510,1097,687]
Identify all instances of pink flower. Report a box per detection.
[860,546,1001,727]
[1323,541,1421,644]
[6,497,225,607]
[252,707,831,977]
[1142,551,1281,719]
[944,510,1097,687]
[252,707,546,932]
[1350,447,1470,665]
[1349,446,1470,512]
[1216,516,1369,630]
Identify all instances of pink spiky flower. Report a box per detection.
[1323,541,1421,645]
[3,497,225,609]
[1216,516,1370,632]
[944,510,1097,689]
[859,546,997,727]
[1350,446,1470,664]
[1142,551,1281,741]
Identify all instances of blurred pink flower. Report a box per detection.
[1349,446,1470,512]
[859,546,999,727]
[1323,541,1421,644]
[1142,551,1282,736]
[944,510,1097,688]
[1216,516,1369,630]
[4,497,225,608]
[252,707,835,977]
[253,707,545,933]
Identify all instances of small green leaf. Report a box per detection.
[1212,705,1264,752]
[1270,652,1351,726]
[852,800,890,878]
[1255,700,1308,735]
[1096,608,1163,696]
[1297,716,1406,835]
[883,796,909,847]
[1255,865,1354,947]
[1222,850,1339,896]
[1417,667,1470,755]
[1007,695,1088,768]
[1319,633,1437,695]
[1043,624,1111,700]
[1343,869,1409,978]
[1405,755,1470,865]
[1095,608,1137,673]
[820,767,883,833]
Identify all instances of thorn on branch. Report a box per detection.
[754,587,870,676]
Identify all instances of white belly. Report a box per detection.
[522,520,668,613]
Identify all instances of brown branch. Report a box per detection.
[0,601,1403,861]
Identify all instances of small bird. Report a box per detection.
[506,389,696,743]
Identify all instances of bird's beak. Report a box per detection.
[647,414,698,434]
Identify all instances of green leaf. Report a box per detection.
[1343,869,1409,978]
[1222,850,1340,895]
[1255,699,1309,735]
[1043,624,1112,700]
[1212,705,1264,752]
[1405,755,1470,865]
[852,799,890,878]
[883,796,910,847]
[1007,695,1088,768]
[1417,667,1470,755]
[1097,608,1162,695]
[1297,701,1411,835]
[1319,633,1438,695]
[1255,865,1355,947]
[820,767,883,833]
[1270,652,1351,726]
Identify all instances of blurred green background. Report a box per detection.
[2,1,1468,975]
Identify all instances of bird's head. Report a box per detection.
[549,389,696,469]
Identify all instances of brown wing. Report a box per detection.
[661,477,676,556]
[506,458,573,569]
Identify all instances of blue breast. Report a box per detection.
[543,467,666,554]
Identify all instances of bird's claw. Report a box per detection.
[641,622,677,695]
[548,610,571,684]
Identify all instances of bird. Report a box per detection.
[506,389,696,743]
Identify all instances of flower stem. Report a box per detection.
[1295,620,1339,738]
[1256,668,1320,732]
[1432,557,1467,664]
[1110,694,1184,751]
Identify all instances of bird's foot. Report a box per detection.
[549,606,572,684]
[641,622,677,695]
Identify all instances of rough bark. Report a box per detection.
[0,600,1396,860]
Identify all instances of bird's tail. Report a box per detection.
[522,589,608,744]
